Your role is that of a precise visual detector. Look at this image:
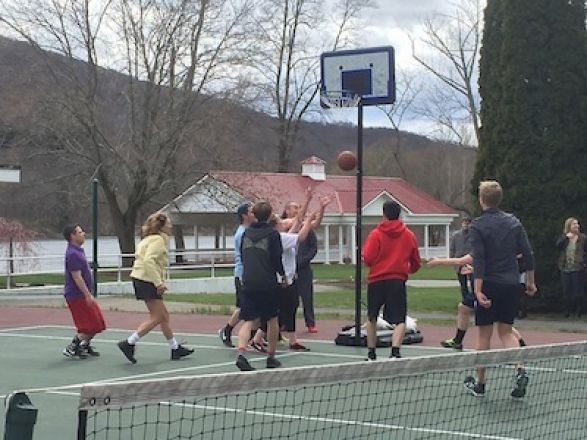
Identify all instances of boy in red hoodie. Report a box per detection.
[362,200,421,360]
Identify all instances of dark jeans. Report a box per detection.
[297,266,315,327]
[561,270,585,316]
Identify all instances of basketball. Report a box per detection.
[337,150,357,171]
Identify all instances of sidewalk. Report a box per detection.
[2,293,586,334]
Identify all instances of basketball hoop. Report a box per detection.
[320,90,361,109]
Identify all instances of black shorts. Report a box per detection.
[234,277,244,308]
[475,281,519,326]
[368,279,407,325]
[462,291,476,309]
[132,278,162,301]
[279,282,299,332]
[239,287,280,322]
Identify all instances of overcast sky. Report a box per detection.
[321,0,483,140]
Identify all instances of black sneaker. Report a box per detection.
[365,351,377,362]
[464,376,485,397]
[511,370,529,398]
[236,354,255,371]
[63,343,88,359]
[441,338,463,350]
[218,327,234,348]
[81,344,100,357]
[171,344,195,360]
[117,340,137,364]
[266,357,281,369]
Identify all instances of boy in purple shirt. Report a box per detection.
[63,224,106,358]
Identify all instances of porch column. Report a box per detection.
[445,224,450,257]
[424,224,430,259]
[351,225,357,265]
[193,225,199,251]
[338,225,344,264]
[221,224,226,250]
[324,225,331,265]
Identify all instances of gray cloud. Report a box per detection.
[366,0,454,30]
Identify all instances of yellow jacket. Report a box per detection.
[130,233,169,286]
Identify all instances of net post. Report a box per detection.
[77,409,88,440]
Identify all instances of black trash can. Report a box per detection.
[4,392,37,440]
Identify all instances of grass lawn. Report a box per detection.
[311,263,456,281]
[166,287,460,314]
[0,263,454,288]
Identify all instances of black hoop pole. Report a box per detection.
[92,179,99,297]
[354,101,364,344]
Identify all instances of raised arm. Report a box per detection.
[296,212,316,243]
[289,187,313,233]
[311,195,332,229]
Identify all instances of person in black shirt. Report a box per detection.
[235,201,285,371]
[465,181,536,399]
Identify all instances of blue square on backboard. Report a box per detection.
[341,69,372,97]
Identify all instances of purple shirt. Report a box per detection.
[64,243,92,300]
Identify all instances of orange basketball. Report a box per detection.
[337,150,357,171]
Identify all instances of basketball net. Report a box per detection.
[320,90,361,109]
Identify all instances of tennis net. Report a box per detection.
[77,341,587,440]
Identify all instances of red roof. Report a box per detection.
[209,171,456,215]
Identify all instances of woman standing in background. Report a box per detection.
[556,217,587,318]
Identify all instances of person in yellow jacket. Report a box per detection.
[118,212,194,363]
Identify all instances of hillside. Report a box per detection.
[0,36,476,234]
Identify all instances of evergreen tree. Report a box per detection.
[474,0,587,306]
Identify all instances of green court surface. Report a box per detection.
[1,326,585,439]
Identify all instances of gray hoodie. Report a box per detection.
[470,208,534,285]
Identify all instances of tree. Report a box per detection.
[245,0,371,172]
[0,217,37,280]
[474,0,587,304]
[377,69,423,180]
[411,0,483,145]
[0,0,253,257]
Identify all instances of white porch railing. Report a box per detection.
[0,246,448,289]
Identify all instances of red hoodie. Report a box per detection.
[362,220,421,283]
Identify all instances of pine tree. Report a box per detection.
[474,0,587,305]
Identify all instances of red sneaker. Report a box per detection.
[307,326,318,334]
[289,342,310,351]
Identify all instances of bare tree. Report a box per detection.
[377,69,423,179]
[0,217,37,278]
[0,0,253,257]
[245,0,372,172]
[410,0,482,145]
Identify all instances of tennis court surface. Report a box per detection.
[1,325,586,439]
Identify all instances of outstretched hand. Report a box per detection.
[319,195,332,207]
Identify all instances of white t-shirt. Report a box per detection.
[278,232,298,285]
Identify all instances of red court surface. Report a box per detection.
[1,306,585,349]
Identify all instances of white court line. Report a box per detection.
[24,324,450,350]
[0,325,58,333]
[163,401,523,440]
[0,354,299,400]
[0,332,366,360]
[46,391,80,397]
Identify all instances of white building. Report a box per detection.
[162,156,458,262]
